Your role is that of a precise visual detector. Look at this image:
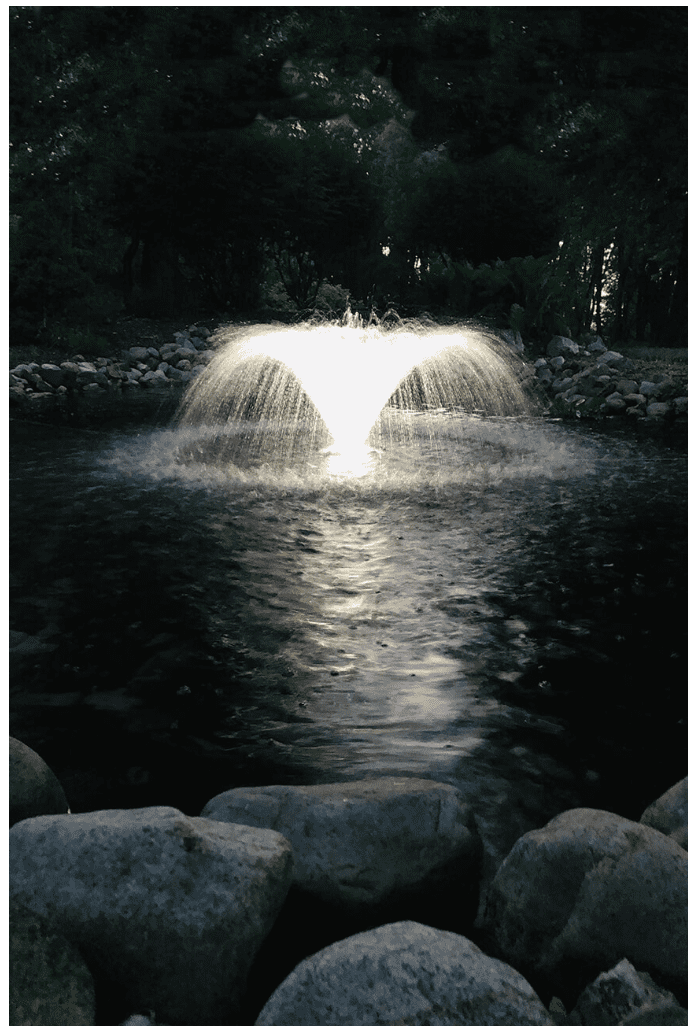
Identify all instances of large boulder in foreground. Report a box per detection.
[9,806,293,1025]
[256,920,554,1026]
[640,775,688,851]
[201,777,480,913]
[9,736,69,826]
[481,808,688,1000]
[10,899,96,1026]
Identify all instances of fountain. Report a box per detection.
[9,309,688,844]
[175,312,532,477]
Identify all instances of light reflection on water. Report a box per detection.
[11,411,688,842]
[90,409,608,781]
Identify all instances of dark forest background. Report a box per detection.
[9,7,688,348]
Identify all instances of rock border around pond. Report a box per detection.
[9,738,688,1025]
[523,332,688,424]
[8,325,214,423]
[9,324,688,428]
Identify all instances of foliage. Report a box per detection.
[9,7,688,347]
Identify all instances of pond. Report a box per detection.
[9,407,688,865]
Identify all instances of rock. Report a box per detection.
[548,355,566,370]
[569,957,683,1026]
[58,361,81,385]
[641,776,688,850]
[616,378,640,396]
[481,808,688,999]
[39,363,66,389]
[587,336,607,354]
[172,346,198,364]
[639,380,660,396]
[553,377,574,395]
[596,350,632,370]
[9,737,69,826]
[602,393,627,413]
[674,396,688,415]
[201,777,480,913]
[9,806,293,1025]
[547,336,580,358]
[139,369,170,388]
[10,632,57,659]
[647,401,672,418]
[621,1001,688,1024]
[75,368,101,386]
[256,920,554,1026]
[128,346,150,361]
[10,899,96,1026]
[501,329,525,354]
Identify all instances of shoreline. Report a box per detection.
[9,322,688,432]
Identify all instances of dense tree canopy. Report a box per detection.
[9,6,688,345]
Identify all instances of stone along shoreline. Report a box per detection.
[9,323,688,429]
[9,737,688,1025]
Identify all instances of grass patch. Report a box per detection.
[625,346,688,363]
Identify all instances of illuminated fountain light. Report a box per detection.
[176,313,532,476]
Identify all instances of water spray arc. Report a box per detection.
[176,312,531,476]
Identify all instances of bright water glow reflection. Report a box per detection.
[321,443,380,479]
[85,314,664,784]
[94,401,619,782]
[176,315,532,465]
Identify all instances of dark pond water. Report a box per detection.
[9,409,688,866]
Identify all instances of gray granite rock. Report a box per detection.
[256,920,554,1025]
[9,806,293,1025]
[647,401,672,418]
[9,736,69,826]
[569,957,683,1026]
[641,776,688,850]
[481,808,688,998]
[10,899,96,1026]
[201,777,480,911]
[547,337,580,359]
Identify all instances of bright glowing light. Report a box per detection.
[178,317,530,469]
[322,443,379,479]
